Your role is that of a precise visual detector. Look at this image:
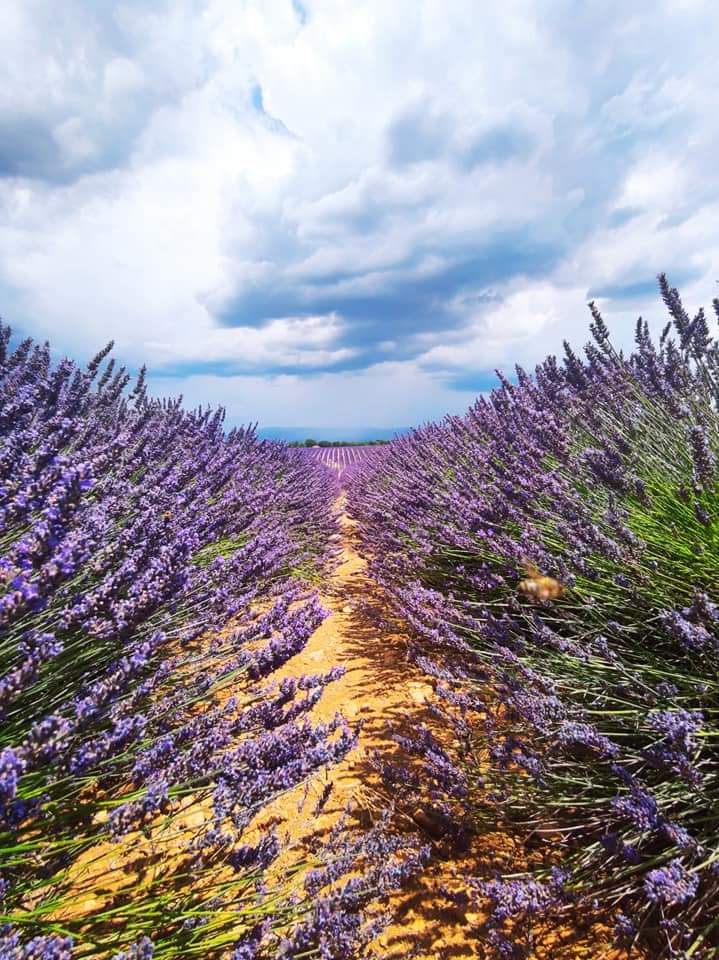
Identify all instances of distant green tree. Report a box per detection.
[288,437,392,447]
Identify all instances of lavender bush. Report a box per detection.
[348,276,719,958]
[0,324,405,957]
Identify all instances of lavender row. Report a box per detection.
[347,277,719,958]
[0,326,416,958]
[298,446,386,488]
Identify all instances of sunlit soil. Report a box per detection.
[265,500,646,959]
[37,497,644,958]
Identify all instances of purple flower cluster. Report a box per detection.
[0,325,386,957]
[347,277,719,957]
[644,859,699,907]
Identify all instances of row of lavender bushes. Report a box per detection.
[347,277,719,959]
[0,326,419,959]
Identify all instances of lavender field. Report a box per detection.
[0,328,417,959]
[299,445,385,486]
[2,278,719,959]
[347,277,719,959]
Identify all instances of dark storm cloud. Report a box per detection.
[216,231,565,373]
[0,117,61,180]
[2,0,718,424]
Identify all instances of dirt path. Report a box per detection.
[268,501,502,959]
[49,496,482,957]
[267,498,632,960]
[53,496,628,957]
[49,496,633,957]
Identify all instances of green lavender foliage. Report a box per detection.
[348,278,719,958]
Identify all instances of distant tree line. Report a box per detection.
[287,439,392,447]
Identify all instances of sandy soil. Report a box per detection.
[46,497,638,958]
[268,501,489,958]
[266,500,638,960]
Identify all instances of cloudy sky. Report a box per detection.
[2,0,718,431]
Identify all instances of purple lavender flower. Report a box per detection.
[688,425,716,484]
[600,832,641,864]
[644,859,698,906]
[231,921,272,960]
[615,912,636,937]
[611,787,661,832]
[658,609,714,651]
[228,833,280,872]
[0,932,74,959]
[648,709,703,754]
[475,874,559,922]
[111,938,154,960]
[557,721,619,758]
[346,278,719,957]
[0,748,26,805]
[108,779,169,839]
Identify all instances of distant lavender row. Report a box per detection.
[348,277,719,958]
[299,446,386,486]
[0,327,416,958]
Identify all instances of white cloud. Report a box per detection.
[154,359,477,429]
[418,282,590,371]
[144,312,356,369]
[1,0,719,426]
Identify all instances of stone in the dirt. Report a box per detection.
[454,827,472,852]
[411,806,448,839]
[342,604,353,614]
[347,798,373,828]
[408,681,433,703]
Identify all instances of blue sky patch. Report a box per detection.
[1,0,717,429]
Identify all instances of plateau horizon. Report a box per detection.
[258,425,410,442]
